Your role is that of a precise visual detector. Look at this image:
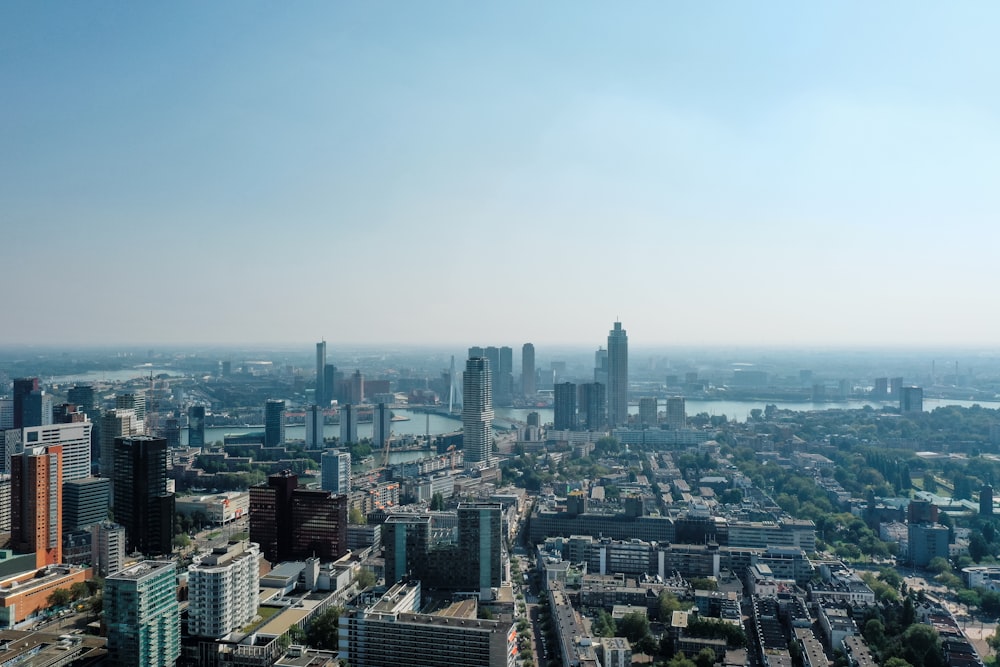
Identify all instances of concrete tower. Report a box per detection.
[607,321,629,428]
[316,341,327,405]
[462,357,494,467]
[522,343,536,397]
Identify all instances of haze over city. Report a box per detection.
[4,2,1000,347]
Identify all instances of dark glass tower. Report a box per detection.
[264,399,285,447]
[113,436,174,556]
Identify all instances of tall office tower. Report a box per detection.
[67,385,96,418]
[484,346,501,401]
[187,406,206,447]
[890,377,904,400]
[340,404,358,444]
[264,399,285,447]
[113,436,174,556]
[462,357,493,467]
[105,561,181,667]
[873,377,889,399]
[92,521,126,577]
[0,474,9,532]
[522,343,536,397]
[249,470,347,563]
[350,370,365,404]
[579,382,607,431]
[100,409,137,479]
[0,399,12,429]
[594,348,609,387]
[159,417,180,448]
[382,515,431,585]
[373,403,392,449]
[324,364,336,401]
[900,386,924,414]
[23,389,53,429]
[11,378,38,429]
[2,429,21,475]
[553,382,578,431]
[305,405,324,447]
[981,485,994,516]
[457,502,504,598]
[116,392,146,433]
[321,450,352,494]
[316,341,327,405]
[607,321,629,428]
[468,346,485,359]
[187,541,261,638]
[497,346,513,407]
[23,421,92,482]
[638,397,658,428]
[63,477,111,532]
[11,444,63,568]
[666,396,687,429]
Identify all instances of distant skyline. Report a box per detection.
[4,3,1000,347]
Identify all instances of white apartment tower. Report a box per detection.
[23,421,92,482]
[321,449,352,495]
[187,541,261,638]
[462,357,494,467]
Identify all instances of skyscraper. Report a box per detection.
[11,378,38,430]
[578,382,606,431]
[900,386,924,414]
[64,477,111,532]
[249,470,347,563]
[666,396,686,429]
[340,404,358,444]
[187,406,205,447]
[113,436,174,556]
[553,382,577,431]
[187,541,261,639]
[264,399,285,447]
[497,346,513,407]
[457,502,504,598]
[116,392,146,433]
[607,321,629,428]
[462,357,493,467]
[521,343,536,397]
[321,450,352,495]
[100,408,137,479]
[23,421,92,482]
[594,348,609,387]
[316,340,327,405]
[305,405,324,447]
[373,402,392,449]
[638,397,658,428]
[105,561,180,667]
[350,370,365,404]
[11,444,62,568]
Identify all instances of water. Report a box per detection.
[49,367,182,384]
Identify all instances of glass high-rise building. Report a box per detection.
[264,399,285,447]
[521,343,536,397]
[553,382,577,430]
[113,436,174,557]
[187,406,206,447]
[105,560,180,667]
[316,340,327,405]
[607,321,629,428]
[462,357,493,467]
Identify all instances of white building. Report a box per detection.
[22,421,92,482]
[322,450,352,495]
[187,541,261,639]
[92,521,127,577]
[99,409,138,479]
[175,492,250,525]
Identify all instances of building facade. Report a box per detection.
[521,343,536,397]
[264,399,285,447]
[321,450,352,495]
[250,470,348,563]
[105,561,180,667]
[113,436,175,557]
[187,541,261,638]
[11,444,63,568]
[607,322,628,428]
[462,357,494,467]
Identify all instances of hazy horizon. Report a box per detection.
[4,2,1000,347]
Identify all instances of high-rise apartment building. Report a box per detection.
[316,340,327,406]
[497,346,513,407]
[521,343,536,397]
[305,405,324,447]
[264,399,285,447]
[249,470,347,563]
[92,521,126,577]
[11,444,62,568]
[462,357,493,467]
[607,322,629,428]
[457,502,504,597]
[11,378,39,429]
[23,421,92,482]
[578,383,607,431]
[67,385,96,419]
[187,406,206,447]
[115,392,146,432]
[0,399,12,430]
[187,541,261,638]
[0,474,9,533]
[554,382,577,431]
[324,363,337,404]
[594,348,609,387]
[638,397,658,428]
[373,403,392,449]
[100,408,138,479]
[105,561,180,667]
[890,377,904,400]
[321,450,352,495]
[340,404,358,444]
[113,436,174,557]
[382,515,431,585]
[900,386,924,414]
[350,370,365,404]
[666,396,686,429]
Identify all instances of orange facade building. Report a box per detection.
[11,445,63,569]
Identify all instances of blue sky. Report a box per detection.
[3,2,1000,347]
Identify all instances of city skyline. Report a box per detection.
[5,3,1000,347]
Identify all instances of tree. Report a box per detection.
[970,533,990,563]
[667,652,697,667]
[172,533,191,549]
[617,611,650,643]
[883,659,914,667]
[864,619,885,648]
[47,588,71,608]
[694,648,717,667]
[927,557,951,574]
[430,492,445,511]
[592,610,615,638]
[354,569,376,590]
[900,624,941,667]
[348,507,367,525]
[305,606,343,650]
[70,582,90,601]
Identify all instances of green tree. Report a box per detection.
[617,611,650,643]
[172,533,191,549]
[47,588,71,608]
[430,492,445,511]
[305,606,343,650]
[883,659,914,667]
[348,507,367,525]
[927,557,951,574]
[900,624,941,667]
[694,647,717,667]
[70,582,90,601]
[592,610,615,637]
[863,618,885,648]
[667,652,697,667]
[354,569,376,590]
[658,590,682,620]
